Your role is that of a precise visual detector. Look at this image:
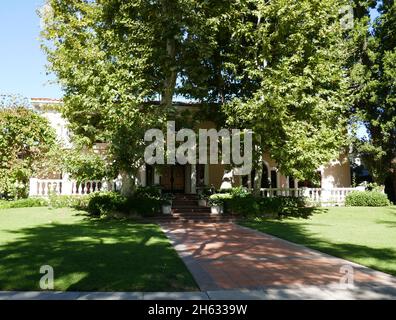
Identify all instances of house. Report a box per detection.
[30,98,352,197]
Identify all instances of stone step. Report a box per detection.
[172,213,215,217]
[173,195,199,200]
[151,215,236,223]
[172,208,211,213]
[172,200,199,206]
[172,204,208,208]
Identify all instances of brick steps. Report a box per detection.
[153,215,236,223]
[172,200,199,205]
[152,194,231,222]
[172,207,211,213]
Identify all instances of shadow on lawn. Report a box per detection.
[387,206,396,215]
[0,218,197,291]
[278,207,328,219]
[377,220,396,228]
[242,210,396,276]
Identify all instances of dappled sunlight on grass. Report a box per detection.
[0,207,197,291]
[241,206,396,276]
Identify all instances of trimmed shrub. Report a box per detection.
[223,187,258,216]
[227,194,260,216]
[0,197,48,209]
[208,193,233,206]
[127,186,165,216]
[134,186,162,199]
[345,191,391,207]
[209,186,307,217]
[48,194,90,209]
[228,186,250,197]
[125,196,163,217]
[259,196,306,216]
[87,192,127,215]
[85,190,165,217]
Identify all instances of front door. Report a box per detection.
[160,165,185,193]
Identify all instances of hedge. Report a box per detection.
[345,191,391,207]
[209,187,306,216]
[0,197,48,209]
[86,189,167,217]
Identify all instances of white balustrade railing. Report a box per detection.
[29,179,63,197]
[259,187,360,206]
[29,178,116,197]
[30,177,361,206]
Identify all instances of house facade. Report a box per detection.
[31,98,352,195]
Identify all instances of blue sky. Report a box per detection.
[0,2,380,102]
[0,1,63,99]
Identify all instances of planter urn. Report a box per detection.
[211,205,223,215]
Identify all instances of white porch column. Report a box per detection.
[154,168,160,185]
[247,173,252,189]
[321,188,331,205]
[29,178,38,196]
[191,164,197,194]
[62,174,73,195]
[139,165,147,187]
[276,171,281,188]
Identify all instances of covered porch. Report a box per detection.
[139,164,209,194]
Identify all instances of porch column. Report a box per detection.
[62,173,73,195]
[191,164,197,194]
[29,178,38,197]
[139,165,147,187]
[154,168,160,185]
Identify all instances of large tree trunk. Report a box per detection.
[252,135,263,196]
[253,152,263,196]
[161,37,177,109]
[160,0,177,109]
[120,171,135,197]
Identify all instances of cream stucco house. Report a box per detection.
[30,98,352,198]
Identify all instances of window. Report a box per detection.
[146,165,154,186]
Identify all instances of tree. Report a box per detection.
[41,0,352,195]
[222,0,351,187]
[0,103,57,199]
[350,0,396,201]
[40,0,245,194]
[63,146,109,183]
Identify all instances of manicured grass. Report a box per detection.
[0,207,197,291]
[240,206,396,276]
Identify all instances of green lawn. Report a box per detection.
[0,207,197,291]
[240,206,396,276]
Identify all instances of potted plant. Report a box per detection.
[198,186,213,207]
[208,193,231,214]
[161,193,173,215]
[198,193,208,207]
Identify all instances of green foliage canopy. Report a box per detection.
[41,0,353,185]
[349,0,395,199]
[222,0,351,180]
[0,106,57,199]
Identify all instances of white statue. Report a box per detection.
[220,170,234,190]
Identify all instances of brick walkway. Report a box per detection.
[161,222,396,294]
[1,222,395,300]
